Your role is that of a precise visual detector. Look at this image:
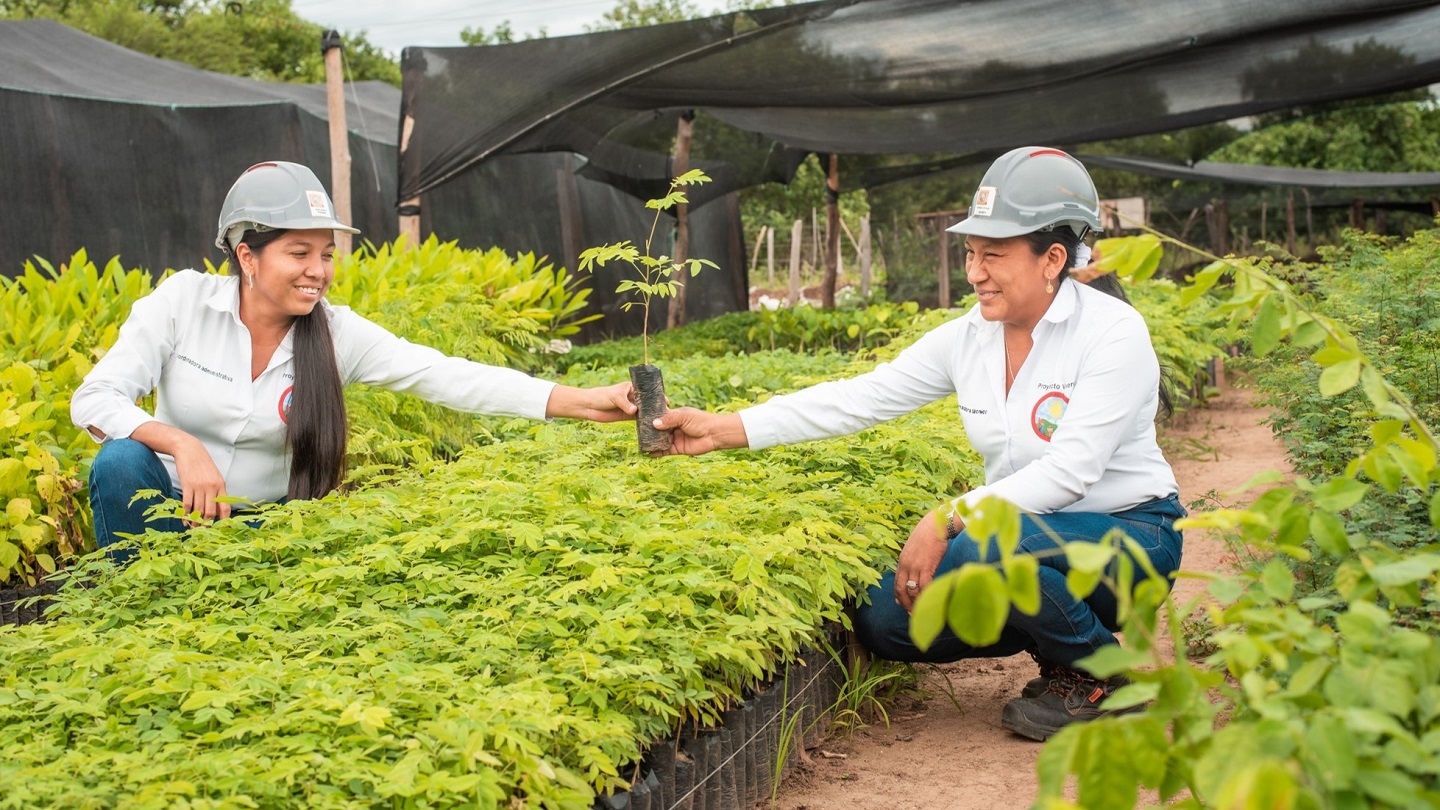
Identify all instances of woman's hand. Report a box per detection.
[171,437,230,525]
[130,421,229,525]
[650,407,749,456]
[893,508,957,612]
[545,382,638,422]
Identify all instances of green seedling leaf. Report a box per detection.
[1318,357,1362,397]
[1259,558,1294,602]
[909,575,953,652]
[1098,235,1162,282]
[946,563,1010,647]
[1308,510,1350,557]
[1366,554,1440,587]
[1003,554,1041,616]
[1310,478,1368,512]
[1181,260,1227,306]
[1250,296,1281,357]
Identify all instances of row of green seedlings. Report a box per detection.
[0,369,980,807]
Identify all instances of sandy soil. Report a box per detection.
[766,377,1291,810]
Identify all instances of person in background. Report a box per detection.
[649,147,1184,741]
[72,161,635,562]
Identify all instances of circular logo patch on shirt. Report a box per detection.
[278,385,294,423]
[1030,391,1069,441]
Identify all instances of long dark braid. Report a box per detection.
[235,229,349,499]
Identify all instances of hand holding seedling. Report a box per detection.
[648,407,749,456]
[578,169,717,452]
[544,381,637,422]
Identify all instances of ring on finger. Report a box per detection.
[905,580,919,590]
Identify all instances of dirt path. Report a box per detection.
[768,378,1290,809]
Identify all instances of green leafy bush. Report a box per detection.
[327,237,597,374]
[0,252,158,584]
[1127,277,1228,410]
[1249,229,1440,569]
[742,300,924,355]
[0,390,981,807]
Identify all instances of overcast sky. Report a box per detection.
[290,0,736,55]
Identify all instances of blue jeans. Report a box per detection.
[855,494,1186,670]
[88,438,187,565]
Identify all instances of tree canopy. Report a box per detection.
[0,0,401,85]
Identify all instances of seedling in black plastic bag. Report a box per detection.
[580,169,716,452]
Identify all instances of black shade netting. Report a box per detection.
[399,0,1440,204]
[0,19,399,277]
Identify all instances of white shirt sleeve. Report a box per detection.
[329,307,557,420]
[69,272,193,443]
[961,315,1160,514]
[739,320,961,449]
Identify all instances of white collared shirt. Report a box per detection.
[739,279,1178,514]
[71,270,557,504]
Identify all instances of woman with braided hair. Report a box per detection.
[73,161,636,562]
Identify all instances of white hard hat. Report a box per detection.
[947,147,1103,239]
[215,161,358,254]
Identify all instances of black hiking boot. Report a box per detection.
[1021,650,1064,699]
[1001,666,1140,741]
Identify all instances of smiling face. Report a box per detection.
[236,228,336,326]
[963,234,1066,330]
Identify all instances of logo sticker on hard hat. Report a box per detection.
[306,191,331,218]
[278,385,294,423]
[1030,391,1068,441]
[974,186,996,217]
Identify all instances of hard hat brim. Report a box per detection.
[284,218,361,236]
[944,216,1036,239]
[213,220,360,251]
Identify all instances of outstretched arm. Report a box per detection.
[544,382,638,422]
[649,407,749,456]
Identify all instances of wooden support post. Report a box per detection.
[1220,200,1230,255]
[1206,200,1229,256]
[322,30,352,256]
[938,226,951,308]
[667,112,694,330]
[821,153,840,308]
[789,219,803,306]
[859,214,871,300]
[556,154,583,277]
[726,191,747,314]
[749,226,766,278]
[811,206,820,279]
[766,225,775,287]
[1285,192,1297,256]
[1351,198,1365,231]
[397,114,421,249]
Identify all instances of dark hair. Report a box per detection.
[237,229,349,499]
[1019,227,1175,420]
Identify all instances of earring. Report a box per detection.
[1046,277,1054,294]
[246,273,254,290]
